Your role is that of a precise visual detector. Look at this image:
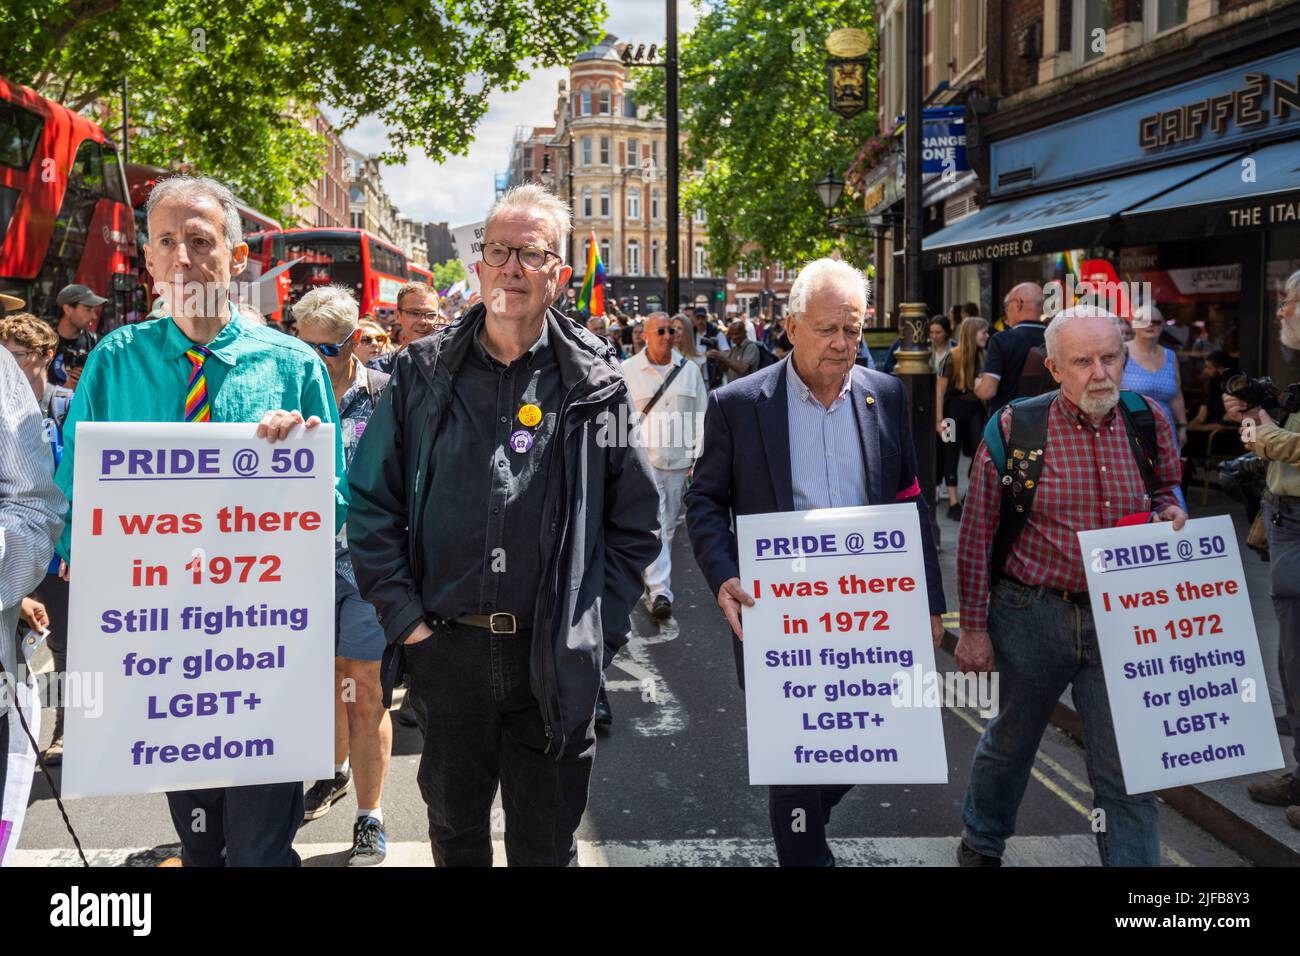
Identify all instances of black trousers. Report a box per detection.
[404,620,595,866]
[942,396,986,488]
[768,784,854,866]
[164,782,303,866]
[33,573,68,673]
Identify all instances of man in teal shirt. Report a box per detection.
[55,174,345,866]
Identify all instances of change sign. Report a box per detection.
[1078,515,1283,793]
[737,504,948,785]
[63,423,336,797]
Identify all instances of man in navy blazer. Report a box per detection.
[684,258,946,867]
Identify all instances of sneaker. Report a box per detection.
[955,839,1002,867]
[347,816,387,866]
[651,595,673,621]
[947,502,963,522]
[1247,772,1300,807]
[303,770,352,821]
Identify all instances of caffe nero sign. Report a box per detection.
[989,48,1300,195]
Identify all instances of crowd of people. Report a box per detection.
[2,173,1300,870]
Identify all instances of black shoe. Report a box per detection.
[347,816,387,866]
[594,685,613,732]
[303,770,352,821]
[651,595,673,621]
[955,839,1002,867]
[947,502,963,522]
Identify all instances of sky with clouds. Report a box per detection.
[329,1,700,240]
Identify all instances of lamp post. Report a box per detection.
[815,168,845,223]
[623,2,679,312]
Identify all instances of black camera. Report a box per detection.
[1221,371,1300,415]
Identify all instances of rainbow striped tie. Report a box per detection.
[184,346,212,422]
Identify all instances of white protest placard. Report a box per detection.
[1078,515,1283,793]
[451,220,485,294]
[737,504,948,785]
[63,423,335,797]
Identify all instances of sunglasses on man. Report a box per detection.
[652,327,682,337]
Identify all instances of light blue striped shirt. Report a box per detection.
[785,360,867,511]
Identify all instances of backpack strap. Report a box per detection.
[986,390,1056,581]
[1116,390,1160,501]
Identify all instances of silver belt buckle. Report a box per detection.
[489,612,517,634]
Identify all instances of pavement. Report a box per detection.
[14,504,1255,867]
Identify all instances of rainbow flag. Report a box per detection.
[575,231,605,316]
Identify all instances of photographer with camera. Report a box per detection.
[1225,268,1300,825]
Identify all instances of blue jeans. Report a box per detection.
[961,579,1159,866]
[1264,493,1300,765]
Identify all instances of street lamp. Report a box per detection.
[815,169,845,219]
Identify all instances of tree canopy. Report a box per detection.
[633,0,876,273]
[1,0,607,213]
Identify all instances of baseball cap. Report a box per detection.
[56,284,108,308]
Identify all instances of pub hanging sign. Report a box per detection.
[825,28,873,120]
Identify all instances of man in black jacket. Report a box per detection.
[346,183,660,866]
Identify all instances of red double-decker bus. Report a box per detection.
[0,76,138,328]
[245,227,410,323]
[125,163,282,318]
[409,264,434,288]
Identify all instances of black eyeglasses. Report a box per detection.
[652,327,681,337]
[481,241,560,271]
[309,331,356,357]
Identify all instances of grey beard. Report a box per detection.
[1281,318,1300,351]
[1078,384,1120,417]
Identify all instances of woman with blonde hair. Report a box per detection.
[354,319,391,367]
[670,313,706,375]
[935,316,990,520]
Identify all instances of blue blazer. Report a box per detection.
[684,356,946,687]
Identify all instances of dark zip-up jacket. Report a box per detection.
[346,304,660,757]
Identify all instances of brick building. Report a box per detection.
[506,33,792,318]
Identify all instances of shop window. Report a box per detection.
[1072,0,1110,66]
[1266,231,1300,388]
[1146,0,1190,38]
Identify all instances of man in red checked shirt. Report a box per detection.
[954,306,1186,868]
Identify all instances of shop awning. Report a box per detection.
[923,154,1237,269]
[1123,139,1300,241]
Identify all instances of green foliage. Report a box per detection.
[1,0,607,214]
[430,258,467,289]
[633,0,876,273]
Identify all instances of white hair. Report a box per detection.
[788,258,870,318]
[145,174,244,249]
[1286,268,1300,300]
[1044,304,1124,361]
[292,285,359,339]
[484,183,573,262]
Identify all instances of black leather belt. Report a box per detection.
[454,612,529,634]
[998,573,1090,608]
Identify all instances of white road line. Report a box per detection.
[604,609,686,736]
[10,834,1107,868]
